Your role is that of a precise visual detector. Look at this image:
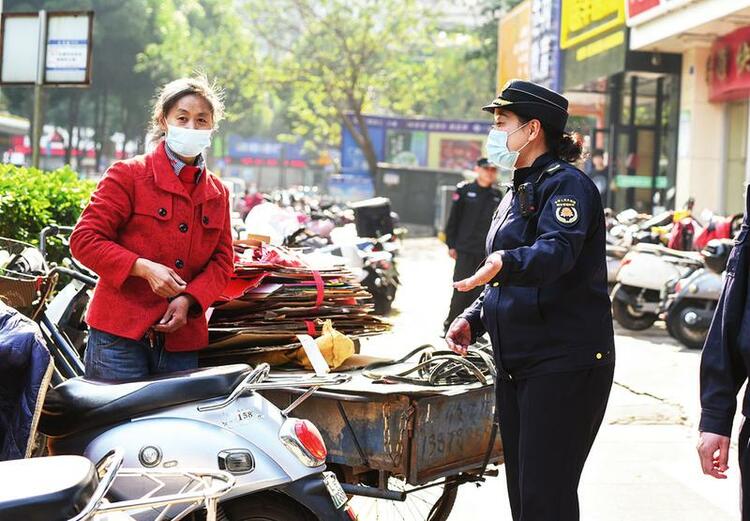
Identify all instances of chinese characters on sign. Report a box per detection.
[707,26,750,102]
[560,0,625,50]
[530,0,562,92]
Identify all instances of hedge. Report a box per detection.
[0,164,96,263]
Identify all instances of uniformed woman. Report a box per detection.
[445,80,615,521]
[70,76,234,381]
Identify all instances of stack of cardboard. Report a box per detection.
[201,240,390,364]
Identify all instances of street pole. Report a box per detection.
[31,10,46,169]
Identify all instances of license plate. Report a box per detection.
[323,471,348,509]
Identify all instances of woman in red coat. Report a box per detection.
[70,76,233,381]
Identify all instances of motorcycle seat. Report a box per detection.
[39,364,252,438]
[633,243,703,263]
[0,455,98,521]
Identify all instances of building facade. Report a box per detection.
[627,0,750,215]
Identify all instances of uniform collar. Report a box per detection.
[512,152,556,189]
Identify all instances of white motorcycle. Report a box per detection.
[611,243,704,330]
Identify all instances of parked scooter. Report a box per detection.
[39,365,354,520]
[326,224,401,315]
[663,239,734,349]
[611,243,704,330]
[0,449,235,521]
[23,228,356,521]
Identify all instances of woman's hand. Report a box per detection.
[131,258,187,298]
[697,431,731,479]
[152,295,194,333]
[445,317,472,356]
[454,252,503,292]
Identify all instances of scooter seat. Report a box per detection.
[39,364,252,438]
[633,243,703,263]
[0,455,98,521]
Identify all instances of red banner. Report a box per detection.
[628,0,660,18]
[708,26,750,103]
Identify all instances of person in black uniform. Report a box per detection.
[443,158,502,333]
[444,80,615,521]
[698,187,750,518]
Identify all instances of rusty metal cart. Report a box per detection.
[264,370,503,521]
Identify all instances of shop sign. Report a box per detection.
[707,26,750,102]
[626,0,692,27]
[497,0,531,90]
[530,0,563,92]
[560,0,625,50]
[563,28,627,90]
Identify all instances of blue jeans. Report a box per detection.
[84,328,198,381]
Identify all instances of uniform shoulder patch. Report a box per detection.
[553,196,579,226]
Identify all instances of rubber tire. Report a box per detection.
[426,481,459,521]
[666,300,709,350]
[611,291,658,331]
[222,493,315,521]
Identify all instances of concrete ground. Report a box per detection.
[359,237,743,520]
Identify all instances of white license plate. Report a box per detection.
[323,471,348,509]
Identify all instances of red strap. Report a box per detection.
[311,269,325,309]
[305,320,317,336]
[288,248,325,310]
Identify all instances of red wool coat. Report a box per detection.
[70,142,233,351]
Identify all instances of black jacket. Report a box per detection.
[444,181,502,255]
[699,190,750,437]
[460,153,615,380]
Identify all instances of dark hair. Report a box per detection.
[147,74,225,146]
[514,113,583,163]
[592,148,605,158]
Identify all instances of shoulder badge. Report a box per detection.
[553,196,579,226]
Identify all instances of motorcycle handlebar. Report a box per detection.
[51,266,98,288]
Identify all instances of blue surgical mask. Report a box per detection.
[486,123,530,171]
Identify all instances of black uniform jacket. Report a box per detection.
[460,153,615,380]
[445,181,503,255]
[700,189,750,437]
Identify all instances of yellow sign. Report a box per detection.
[560,0,625,50]
[497,0,531,91]
[575,30,625,61]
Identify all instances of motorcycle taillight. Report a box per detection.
[280,418,327,467]
[294,420,327,461]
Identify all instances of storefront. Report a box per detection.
[627,0,750,215]
[560,0,682,212]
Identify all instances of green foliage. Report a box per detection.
[244,0,441,173]
[0,165,95,261]
[136,0,260,127]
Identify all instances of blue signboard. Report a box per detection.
[336,114,489,200]
[227,135,306,161]
[530,0,563,93]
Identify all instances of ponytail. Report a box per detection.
[548,131,583,163]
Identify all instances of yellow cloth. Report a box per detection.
[246,320,355,370]
[294,320,355,370]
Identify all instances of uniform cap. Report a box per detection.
[483,79,569,134]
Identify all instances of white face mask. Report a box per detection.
[165,124,212,157]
